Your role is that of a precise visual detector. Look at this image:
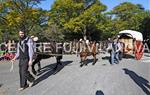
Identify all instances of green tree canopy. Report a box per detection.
[0,0,149,42]
[139,10,150,39]
[49,0,107,40]
[0,0,48,41]
[108,2,144,34]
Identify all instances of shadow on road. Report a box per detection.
[0,83,3,88]
[102,56,110,60]
[96,90,104,95]
[123,54,135,59]
[144,54,150,57]
[123,68,150,95]
[102,56,111,64]
[32,60,73,86]
[85,58,98,65]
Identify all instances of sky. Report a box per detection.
[38,0,150,11]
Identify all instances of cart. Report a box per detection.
[118,30,144,60]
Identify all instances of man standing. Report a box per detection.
[107,38,113,54]
[110,38,121,64]
[12,31,35,91]
[118,41,124,60]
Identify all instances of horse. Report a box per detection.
[78,40,97,67]
[31,41,63,75]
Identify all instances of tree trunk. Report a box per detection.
[83,25,87,40]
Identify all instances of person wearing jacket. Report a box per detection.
[12,31,35,91]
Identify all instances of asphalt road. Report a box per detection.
[0,53,150,95]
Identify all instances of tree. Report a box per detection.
[49,0,107,40]
[136,4,145,10]
[112,2,142,20]
[110,2,144,33]
[42,24,64,41]
[0,0,47,42]
[139,10,150,39]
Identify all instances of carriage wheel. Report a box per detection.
[135,51,143,60]
[134,41,144,60]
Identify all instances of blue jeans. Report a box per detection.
[110,52,119,64]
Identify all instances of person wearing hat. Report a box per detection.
[12,31,35,91]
